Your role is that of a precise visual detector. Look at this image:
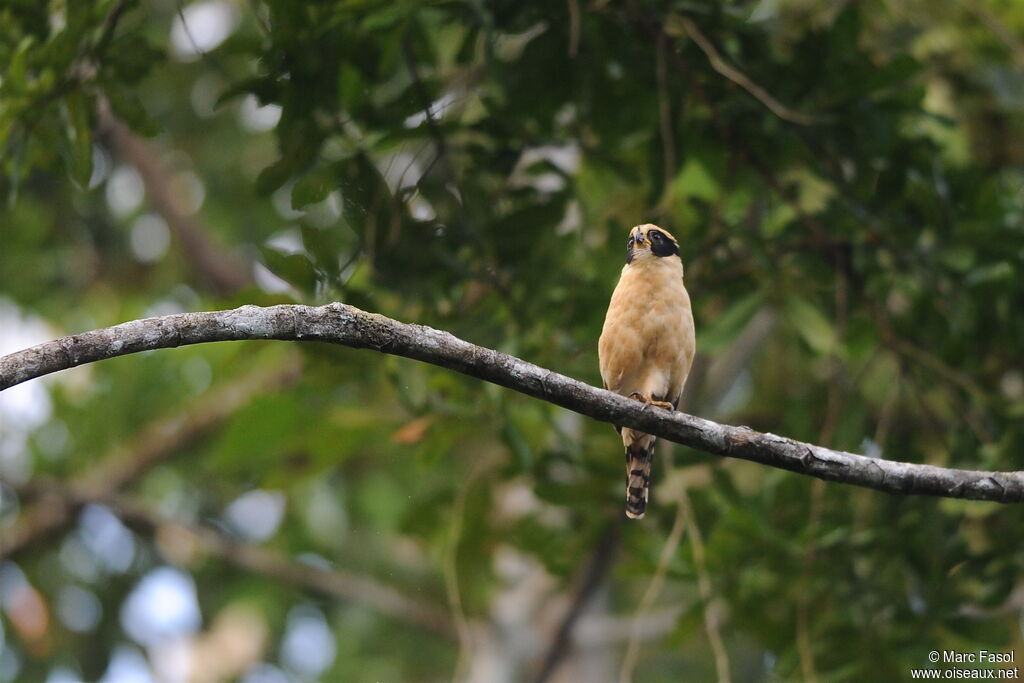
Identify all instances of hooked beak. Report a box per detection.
[625,233,644,264]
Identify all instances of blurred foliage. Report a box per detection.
[2,0,1024,681]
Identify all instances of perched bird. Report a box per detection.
[599,224,696,519]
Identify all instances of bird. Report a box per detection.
[598,224,696,519]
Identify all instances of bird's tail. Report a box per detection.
[624,437,656,519]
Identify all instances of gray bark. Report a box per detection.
[2,303,1021,503]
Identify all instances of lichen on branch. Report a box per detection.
[2,303,1022,503]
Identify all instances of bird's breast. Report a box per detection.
[599,259,694,396]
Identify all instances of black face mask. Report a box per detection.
[648,230,679,258]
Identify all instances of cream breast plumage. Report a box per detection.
[598,224,696,519]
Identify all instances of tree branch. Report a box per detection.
[1,303,1021,503]
[532,520,621,683]
[666,15,827,126]
[8,479,455,638]
[97,103,255,296]
[1,351,455,637]
[1,358,301,558]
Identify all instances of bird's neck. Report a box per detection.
[623,255,684,282]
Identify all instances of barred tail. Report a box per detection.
[624,439,655,519]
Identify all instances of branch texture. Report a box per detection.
[1,303,1021,503]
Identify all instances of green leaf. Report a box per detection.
[762,203,797,238]
[256,157,296,196]
[216,76,280,109]
[501,419,533,471]
[291,165,336,210]
[208,393,305,476]
[103,82,160,137]
[699,291,765,353]
[360,4,417,32]
[259,246,320,294]
[785,295,838,356]
[106,34,163,84]
[939,246,975,272]
[966,261,1013,286]
[63,92,94,188]
[672,157,719,203]
[255,125,322,195]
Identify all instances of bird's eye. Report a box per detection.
[650,231,662,242]
[627,236,635,246]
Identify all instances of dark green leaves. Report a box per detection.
[291,165,337,210]
[62,91,95,188]
[7,2,1024,681]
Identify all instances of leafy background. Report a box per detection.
[2,0,1024,681]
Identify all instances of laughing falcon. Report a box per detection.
[598,224,696,519]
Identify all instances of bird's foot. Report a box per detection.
[627,392,674,411]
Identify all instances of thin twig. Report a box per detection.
[670,15,824,126]
[532,520,621,683]
[402,34,452,183]
[400,36,513,302]
[445,459,487,681]
[1,356,301,558]
[679,478,731,682]
[656,32,676,192]
[869,303,993,442]
[967,0,1024,67]
[7,481,456,638]
[796,265,849,682]
[796,477,823,683]
[619,445,689,683]
[175,0,233,78]
[853,369,903,538]
[94,0,135,57]
[97,103,254,296]
[567,0,581,57]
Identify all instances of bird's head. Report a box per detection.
[625,224,680,265]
